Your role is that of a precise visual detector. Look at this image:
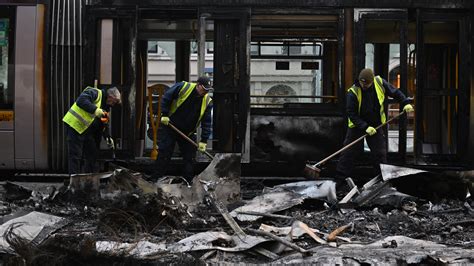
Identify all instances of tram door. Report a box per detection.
[355,9,469,165]
[355,10,410,162]
[0,6,15,169]
[415,13,469,164]
[0,5,48,171]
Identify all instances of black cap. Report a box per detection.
[197,76,213,91]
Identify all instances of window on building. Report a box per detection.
[190,41,214,55]
[147,41,158,54]
[251,42,323,57]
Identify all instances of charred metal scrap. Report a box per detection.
[0,164,473,264]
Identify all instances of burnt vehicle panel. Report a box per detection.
[0,1,473,173]
[250,116,345,163]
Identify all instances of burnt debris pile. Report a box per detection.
[0,165,473,264]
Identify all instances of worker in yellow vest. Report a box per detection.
[336,68,414,182]
[153,76,213,182]
[63,86,121,174]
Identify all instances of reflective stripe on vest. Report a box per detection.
[62,87,102,134]
[169,82,212,132]
[347,76,386,128]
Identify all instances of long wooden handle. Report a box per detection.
[313,111,406,167]
[168,123,214,159]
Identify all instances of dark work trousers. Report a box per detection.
[154,126,197,181]
[336,127,387,178]
[66,125,100,175]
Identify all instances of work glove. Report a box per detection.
[100,111,109,123]
[94,108,105,118]
[161,116,170,126]
[106,136,114,149]
[366,126,377,136]
[403,104,414,113]
[198,142,207,152]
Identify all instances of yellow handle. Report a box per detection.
[147,85,166,160]
[148,88,158,159]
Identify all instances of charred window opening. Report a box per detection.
[250,14,340,110]
[361,15,414,157]
[419,21,460,155]
[358,10,468,164]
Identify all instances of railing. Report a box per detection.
[250,95,338,107]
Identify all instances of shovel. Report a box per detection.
[304,111,406,179]
[168,123,214,159]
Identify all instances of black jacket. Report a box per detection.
[161,81,213,142]
[346,78,410,131]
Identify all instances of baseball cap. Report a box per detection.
[197,76,213,91]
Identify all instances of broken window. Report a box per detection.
[250,41,326,107]
[419,21,459,155]
[250,14,339,109]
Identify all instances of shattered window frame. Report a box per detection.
[250,41,338,111]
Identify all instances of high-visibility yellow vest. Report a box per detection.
[63,87,102,134]
[169,82,212,130]
[347,76,386,128]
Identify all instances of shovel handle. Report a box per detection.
[313,111,406,168]
[168,123,214,159]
